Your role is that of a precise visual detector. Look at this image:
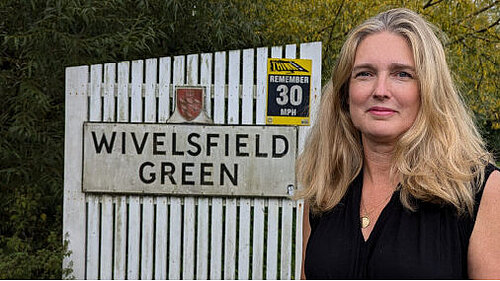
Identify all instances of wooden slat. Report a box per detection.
[224,50,240,279]
[210,198,223,279]
[295,200,305,280]
[173,55,185,85]
[158,57,172,122]
[224,199,237,279]
[103,63,115,122]
[127,196,140,279]
[285,44,297,59]
[114,62,128,280]
[255,47,268,125]
[63,65,88,279]
[183,197,196,279]
[253,46,268,279]
[238,198,251,279]
[89,64,102,122]
[187,54,199,85]
[144,59,157,123]
[130,60,143,123]
[141,197,154,279]
[271,45,283,59]
[239,49,254,279]
[140,69,155,281]
[266,46,283,280]
[241,48,254,125]
[281,44,297,280]
[200,53,213,117]
[129,60,143,279]
[113,196,127,280]
[87,64,102,280]
[227,50,240,124]
[100,195,113,279]
[101,64,115,279]
[299,42,322,148]
[86,195,99,280]
[281,200,294,280]
[266,199,279,280]
[214,51,226,124]
[252,199,265,279]
[155,197,168,280]
[169,57,184,279]
[117,61,129,122]
[169,197,182,279]
[196,198,209,279]
[173,55,185,105]
[211,50,226,279]
[193,55,208,279]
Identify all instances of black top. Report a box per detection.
[305,164,499,279]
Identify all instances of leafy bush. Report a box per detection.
[0,0,263,278]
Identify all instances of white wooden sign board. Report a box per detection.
[83,123,297,197]
[63,42,321,280]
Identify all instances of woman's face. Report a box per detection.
[348,31,420,144]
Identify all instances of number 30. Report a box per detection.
[276,85,303,106]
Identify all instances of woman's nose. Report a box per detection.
[372,75,391,100]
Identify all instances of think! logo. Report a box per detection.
[269,60,309,74]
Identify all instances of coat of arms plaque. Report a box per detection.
[167,86,212,124]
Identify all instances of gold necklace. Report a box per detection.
[360,191,394,229]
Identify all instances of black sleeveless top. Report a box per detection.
[305,164,499,279]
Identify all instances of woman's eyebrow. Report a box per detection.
[352,63,416,72]
[390,63,416,71]
[352,63,376,72]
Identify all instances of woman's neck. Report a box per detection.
[361,137,399,189]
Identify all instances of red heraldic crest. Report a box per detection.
[177,88,203,121]
[167,86,213,124]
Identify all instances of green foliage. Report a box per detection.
[0,0,497,278]
[249,0,499,157]
[0,0,263,278]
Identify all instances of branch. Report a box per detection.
[454,1,499,25]
[464,0,499,20]
[477,17,500,33]
[322,0,345,62]
[469,33,500,43]
[448,17,500,45]
[476,56,484,95]
[458,39,499,67]
[423,0,445,9]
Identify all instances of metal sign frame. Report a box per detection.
[266,58,312,126]
[82,122,298,197]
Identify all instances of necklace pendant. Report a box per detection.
[361,216,370,229]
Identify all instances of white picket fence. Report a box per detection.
[63,42,321,279]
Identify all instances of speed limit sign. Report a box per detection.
[266,58,312,126]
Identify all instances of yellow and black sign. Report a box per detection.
[266,58,312,126]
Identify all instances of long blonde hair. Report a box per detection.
[296,8,492,215]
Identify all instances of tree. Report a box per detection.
[0,0,263,278]
[248,0,499,154]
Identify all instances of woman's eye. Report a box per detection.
[397,71,413,78]
[355,72,371,78]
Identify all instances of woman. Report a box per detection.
[297,8,499,279]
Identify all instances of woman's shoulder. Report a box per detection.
[467,163,500,278]
[478,163,500,216]
[473,163,500,215]
[479,163,500,205]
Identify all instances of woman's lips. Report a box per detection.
[367,106,397,116]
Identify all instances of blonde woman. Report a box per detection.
[298,8,499,279]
